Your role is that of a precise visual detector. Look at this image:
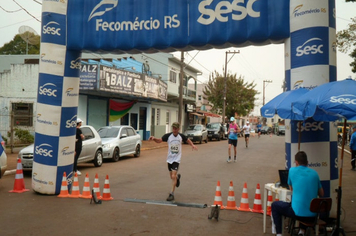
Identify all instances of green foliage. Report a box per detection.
[336,17,356,74]
[0,34,40,55]
[7,128,34,144]
[203,71,259,119]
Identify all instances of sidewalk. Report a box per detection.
[4,140,167,175]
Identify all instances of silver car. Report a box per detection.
[97,125,142,162]
[184,124,208,144]
[18,125,103,170]
[0,132,7,178]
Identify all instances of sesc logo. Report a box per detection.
[43,21,61,36]
[66,115,77,128]
[88,0,118,21]
[35,143,54,157]
[330,95,356,105]
[70,57,81,69]
[296,38,323,57]
[297,121,324,132]
[197,0,260,25]
[263,109,274,117]
[39,83,57,97]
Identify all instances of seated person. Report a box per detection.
[271,151,324,236]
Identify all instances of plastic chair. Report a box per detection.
[289,198,332,236]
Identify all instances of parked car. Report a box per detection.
[277,125,286,136]
[206,122,225,141]
[261,126,272,135]
[18,125,103,170]
[97,125,142,162]
[184,124,208,144]
[0,132,7,178]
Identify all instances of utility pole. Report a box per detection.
[178,51,184,125]
[263,80,272,105]
[222,50,240,123]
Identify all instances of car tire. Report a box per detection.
[217,135,221,141]
[93,149,103,167]
[112,147,120,162]
[134,144,140,157]
[199,136,202,144]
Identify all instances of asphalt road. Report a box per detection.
[1,134,356,236]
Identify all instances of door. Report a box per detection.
[139,107,147,139]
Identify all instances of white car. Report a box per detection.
[18,125,103,170]
[97,125,142,162]
[184,124,208,144]
[0,132,7,178]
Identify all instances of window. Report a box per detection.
[12,103,33,126]
[166,111,169,125]
[198,95,202,101]
[271,119,274,123]
[121,128,128,138]
[169,70,177,83]
[81,127,94,140]
[121,113,129,125]
[156,109,160,125]
[127,128,136,136]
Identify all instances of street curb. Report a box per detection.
[4,169,16,176]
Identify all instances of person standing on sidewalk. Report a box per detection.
[227,117,240,163]
[257,122,262,138]
[149,122,198,201]
[349,125,356,170]
[74,118,84,176]
[243,121,251,148]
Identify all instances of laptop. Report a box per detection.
[278,170,290,189]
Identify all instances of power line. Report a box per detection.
[12,0,40,22]
[0,6,22,13]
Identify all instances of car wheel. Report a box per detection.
[93,149,103,167]
[112,147,120,162]
[134,144,140,157]
[199,136,202,144]
[209,138,212,141]
[217,135,221,141]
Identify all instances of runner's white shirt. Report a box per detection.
[243,125,251,135]
[162,132,188,164]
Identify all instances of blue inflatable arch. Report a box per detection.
[35,0,337,211]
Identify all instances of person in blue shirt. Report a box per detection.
[257,122,262,138]
[227,117,240,162]
[349,125,356,170]
[271,151,324,236]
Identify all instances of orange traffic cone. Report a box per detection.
[212,181,224,209]
[9,159,29,193]
[266,190,273,216]
[237,182,251,212]
[251,183,264,214]
[275,193,279,202]
[80,173,92,199]
[69,172,81,198]
[224,181,238,210]
[58,172,70,198]
[93,173,102,200]
[101,175,113,201]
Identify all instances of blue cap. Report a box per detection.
[230,117,235,122]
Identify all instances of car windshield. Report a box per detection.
[186,125,201,131]
[98,127,120,138]
[207,123,219,129]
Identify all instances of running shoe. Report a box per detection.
[167,194,174,201]
[176,174,181,187]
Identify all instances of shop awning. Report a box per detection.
[198,111,221,118]
[191,112,204,117]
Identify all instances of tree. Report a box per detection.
[203,71,258,119]
[336,17,356,74]
[0,34,40,55]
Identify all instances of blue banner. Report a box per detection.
[67,0,290,52]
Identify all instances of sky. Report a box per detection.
[0,0,355,116]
